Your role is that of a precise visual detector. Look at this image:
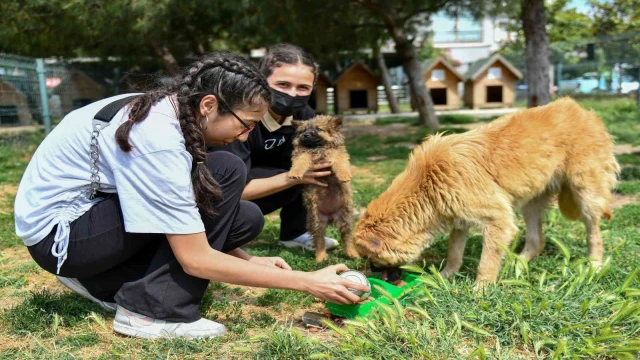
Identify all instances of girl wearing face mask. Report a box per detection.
[14,52,367,340]
[211,43,339,251]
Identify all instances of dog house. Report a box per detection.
[463,54,522,109]
[334,61,379,114]
[0,79,33,125]
[422,57,464,110]
[309,72,333,115]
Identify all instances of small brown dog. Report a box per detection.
[353,98,620,286]
[289,115,358,262]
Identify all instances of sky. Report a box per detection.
[569,0,593,14]
[431,0,597,33]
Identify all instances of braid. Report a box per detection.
[115,89,173,152]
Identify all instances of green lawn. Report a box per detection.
[0,99,639,359]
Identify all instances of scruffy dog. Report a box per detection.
[289,115,357,262]
[353,98,620,286]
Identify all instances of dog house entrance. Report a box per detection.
[486,86,503,103]
[430,88,447,105]
[349,90,368,108]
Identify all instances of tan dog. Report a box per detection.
[353,98,620,286]
[289,115,358,262]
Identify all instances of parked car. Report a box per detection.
[559,72,600,94]
[620,75,639,94]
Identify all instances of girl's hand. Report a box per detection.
[292,162,332,187]
[248,256,292,270]
[301,264,370,304]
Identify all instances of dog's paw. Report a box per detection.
[472,279,493,294]
[588,258,604,270]
[316,252,328,262]
[345,247,360,259]
[439,268,456,279]
[288,170,304,179]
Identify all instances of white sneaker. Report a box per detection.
[278,232,339,251]
[57,276,117,312]
[113,306,227,339]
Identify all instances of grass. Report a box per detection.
[0,98,638,359]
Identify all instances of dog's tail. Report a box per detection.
[557,182,614,221]
[558,183,581,221]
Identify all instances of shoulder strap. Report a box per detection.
[94,95,139,123]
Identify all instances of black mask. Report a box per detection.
[271,88,310,117]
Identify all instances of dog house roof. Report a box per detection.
[464,54,523,81]
[334,60,379,84]
[421,56,464,81]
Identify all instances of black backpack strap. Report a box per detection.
[94,95,139,123]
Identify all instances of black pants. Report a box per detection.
[27,151,263,322]
[248,167,307,241]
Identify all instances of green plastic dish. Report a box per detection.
[326,272,421,319]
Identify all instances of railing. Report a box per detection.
[433,30,483,43]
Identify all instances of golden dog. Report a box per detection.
[354,98,620,285]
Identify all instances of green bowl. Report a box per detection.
[326,272,421,319]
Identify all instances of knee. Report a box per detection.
[240,201,265,240]
[206,151,248,187]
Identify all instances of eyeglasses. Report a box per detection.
[218,98,257,136]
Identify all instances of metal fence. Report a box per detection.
[2,52,637,132]
[556,61,640,98]
[0,54,45,128]
[0,53,128,133]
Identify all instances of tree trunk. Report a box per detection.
[522,0,551,107]
[375,48,401,113]
[358,0,437,127]
[395,35,438,128]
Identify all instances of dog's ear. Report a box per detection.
[291,120,304,129]
[360,236,384,254]
[329,116,343,129]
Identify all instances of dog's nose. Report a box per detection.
[302,133,312,138]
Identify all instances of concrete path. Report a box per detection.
[342,107,521,121]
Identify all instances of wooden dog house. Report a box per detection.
[309,72,333,115]
[334,61,379,114]
[422,57,464,110]
[55,69,107,114]
[0,79,33,125]
[463,54,522,109]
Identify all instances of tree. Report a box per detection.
[521,0,551,107]
[353,0,440,128]
[374,46,401,114]
[590,0,640,62]
[0,0,261,75]
[480,0,553,107]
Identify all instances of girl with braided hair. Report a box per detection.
[211,43,340,252]
[15,52,368,339]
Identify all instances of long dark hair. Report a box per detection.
[116,52,271,217]
[258,43,319,83]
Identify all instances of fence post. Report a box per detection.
[35,58,51,134]
[637,66,640,111]
[557,63,563,96]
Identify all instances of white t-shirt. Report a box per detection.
[14,94,205,273]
